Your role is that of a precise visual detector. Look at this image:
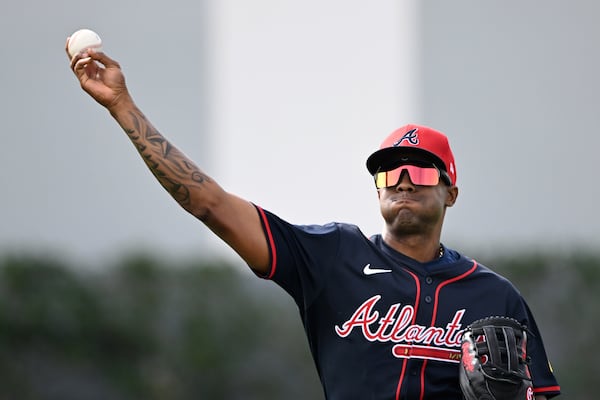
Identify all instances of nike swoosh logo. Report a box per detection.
[363,264,392,275]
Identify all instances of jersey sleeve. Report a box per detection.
[524,302,561,398]
[254,206,342,311]
[512,298,561,398]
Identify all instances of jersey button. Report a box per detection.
[424,295,432,303]
[425,276,433,284]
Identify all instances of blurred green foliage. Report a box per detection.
[0,254,321,400]
[0,250,597,399]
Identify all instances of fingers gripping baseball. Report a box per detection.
[67,44,129,110]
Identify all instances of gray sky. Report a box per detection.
[1,1,598,266]
[420,0,600,254]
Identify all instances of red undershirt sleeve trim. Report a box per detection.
[255,206,277,280]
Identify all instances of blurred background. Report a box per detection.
[0,0,598,398]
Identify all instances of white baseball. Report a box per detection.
[67,29,103,58]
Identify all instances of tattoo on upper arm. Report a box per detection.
[122,110,209,206]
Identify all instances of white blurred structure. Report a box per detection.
[0,1,597,264]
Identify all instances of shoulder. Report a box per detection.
[299,221,364,236]
[466,259,526,301]
[257,207,374,256]
[260,206,365,237]
[443,248,523,291]
[474,260,516,282]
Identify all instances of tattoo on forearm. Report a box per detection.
[122,110,209,206]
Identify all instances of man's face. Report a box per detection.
[375,159,458,237]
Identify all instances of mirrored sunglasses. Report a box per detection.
[374,164,441,188]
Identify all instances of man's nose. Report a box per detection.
[394,172,415,191]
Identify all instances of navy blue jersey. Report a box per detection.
[255,206,560,399]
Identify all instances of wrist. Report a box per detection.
[108,93,136,117]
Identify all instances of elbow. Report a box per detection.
[188,206,210,223]
[173,180,226,223]
[184,191,225,224]
[185,199,217,223]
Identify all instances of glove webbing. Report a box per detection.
[478,325,530,382]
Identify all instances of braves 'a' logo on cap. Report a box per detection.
[393,128,419,146]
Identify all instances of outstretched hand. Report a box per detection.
[66,38,131,111]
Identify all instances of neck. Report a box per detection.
[383,233,443,263]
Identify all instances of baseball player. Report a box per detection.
[67,47,560,399]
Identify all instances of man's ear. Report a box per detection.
[445,185,459,207]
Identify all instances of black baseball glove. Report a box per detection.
[459,316,534,400]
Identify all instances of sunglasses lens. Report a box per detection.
[374,165,440,188]
[375,169,401,188]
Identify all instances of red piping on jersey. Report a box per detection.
[418,261,479,400]
[429,261,478,333]
[534,385,561,394]
[395,268,421,400]
[256,207,277,279]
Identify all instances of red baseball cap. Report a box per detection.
[366,124,457,185]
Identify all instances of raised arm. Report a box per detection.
[67,47,270,274]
